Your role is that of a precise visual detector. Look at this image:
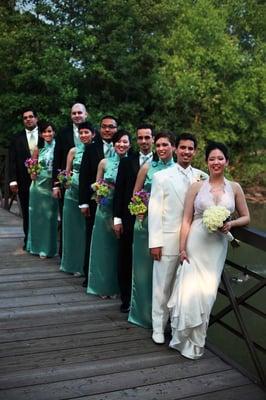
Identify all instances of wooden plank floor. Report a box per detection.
[0,208,265,400]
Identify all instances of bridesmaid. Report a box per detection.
[87,130,131,297]
[128,131,176,328]
[27,122,58,258]
[60,121,95,275]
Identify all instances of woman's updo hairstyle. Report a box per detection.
[205,141,229,161]
[39,121,56,134]
[112,129,131,145]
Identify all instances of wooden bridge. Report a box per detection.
[0,207,265,399]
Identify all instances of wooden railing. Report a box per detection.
[0,148,19,212]
[209,226,266,387]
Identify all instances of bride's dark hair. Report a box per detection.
[205,141,229,161]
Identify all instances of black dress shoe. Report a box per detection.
[120,303,130,313]
[82,279,88,288]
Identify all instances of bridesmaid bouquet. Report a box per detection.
[128,189,150,229]
[24,158,42,175]
[56,170,72,187]
[91,179,115,206]
[203,205,240,247]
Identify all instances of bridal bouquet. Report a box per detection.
[24,158,42,175]
[203,205,240,247]
[128,189,150,230]
[56,170,72,187]
[91,179,115,206]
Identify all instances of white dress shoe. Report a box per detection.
[152,332,165,344]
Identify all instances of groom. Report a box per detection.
[148,132,207,344]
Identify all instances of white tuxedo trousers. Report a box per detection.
[152,255,179,333]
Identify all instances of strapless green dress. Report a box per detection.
[87,154,122,296]
[60,144,86,274]
[128,158,175,328]
[27,140,58,257]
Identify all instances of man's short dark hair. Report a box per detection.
[100,115,118,125]
[176,132,197,149]
[21,107,37,117]
[136,124,154,136]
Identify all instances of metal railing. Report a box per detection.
[209,226,266,387]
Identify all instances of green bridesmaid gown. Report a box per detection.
[128,158,175,328]
[87,154,122,297]
[60,143,86,274]
[27,140,58,257]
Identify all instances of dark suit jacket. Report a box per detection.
[79,135,104,206]
[52,125,75,186]
[9,130,42,193]
[113,152,140,232]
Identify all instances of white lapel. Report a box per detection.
[167,166,189,205]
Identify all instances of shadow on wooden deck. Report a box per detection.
[0,208,265,399]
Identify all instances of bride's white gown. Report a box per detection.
[168,179,235,359]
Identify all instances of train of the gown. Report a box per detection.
[167,257,222,360]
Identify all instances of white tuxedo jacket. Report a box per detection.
[148,165,207,255]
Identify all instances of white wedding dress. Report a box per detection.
[168,179,235,359]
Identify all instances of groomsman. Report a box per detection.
[148,132,207,344]
[9,107,41,249]
[52,103,88,195]
[52,103,88,256]
[79,115,118,286]
[113,124,154,312]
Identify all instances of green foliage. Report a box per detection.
[0,0,265,186]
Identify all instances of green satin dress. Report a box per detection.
[87,154,122,296]
[128,158,175,328]
[60,144,86,275]
[27,140,58,257]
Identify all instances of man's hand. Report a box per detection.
[52,187,61,199]
[150,247,162,261]
[81,207,90,217]
[10,184,18,194]
[113,223,123,239]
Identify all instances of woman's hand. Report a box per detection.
[31,172,37,181]
[179,249,189,264]
[219,220,232,234]
[136,213,145,221]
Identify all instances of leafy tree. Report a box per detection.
[0,0,265,186]
[151,0,265,172]
[0,2,78,145]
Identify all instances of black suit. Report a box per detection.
[79,135,105,278]
[52,126,75,186]
[113,152,140,307]
[9,130,41,246]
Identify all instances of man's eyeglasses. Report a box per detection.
[101,124,117,130]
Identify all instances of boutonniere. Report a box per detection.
[196,173,207,182]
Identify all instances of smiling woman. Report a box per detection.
[26,122,58,259]
[87,130,131,298]
[128,131,176,329]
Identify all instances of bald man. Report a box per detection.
[52,103,88,192]
[52,103,88,256]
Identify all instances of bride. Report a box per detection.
[168,141,250,359]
